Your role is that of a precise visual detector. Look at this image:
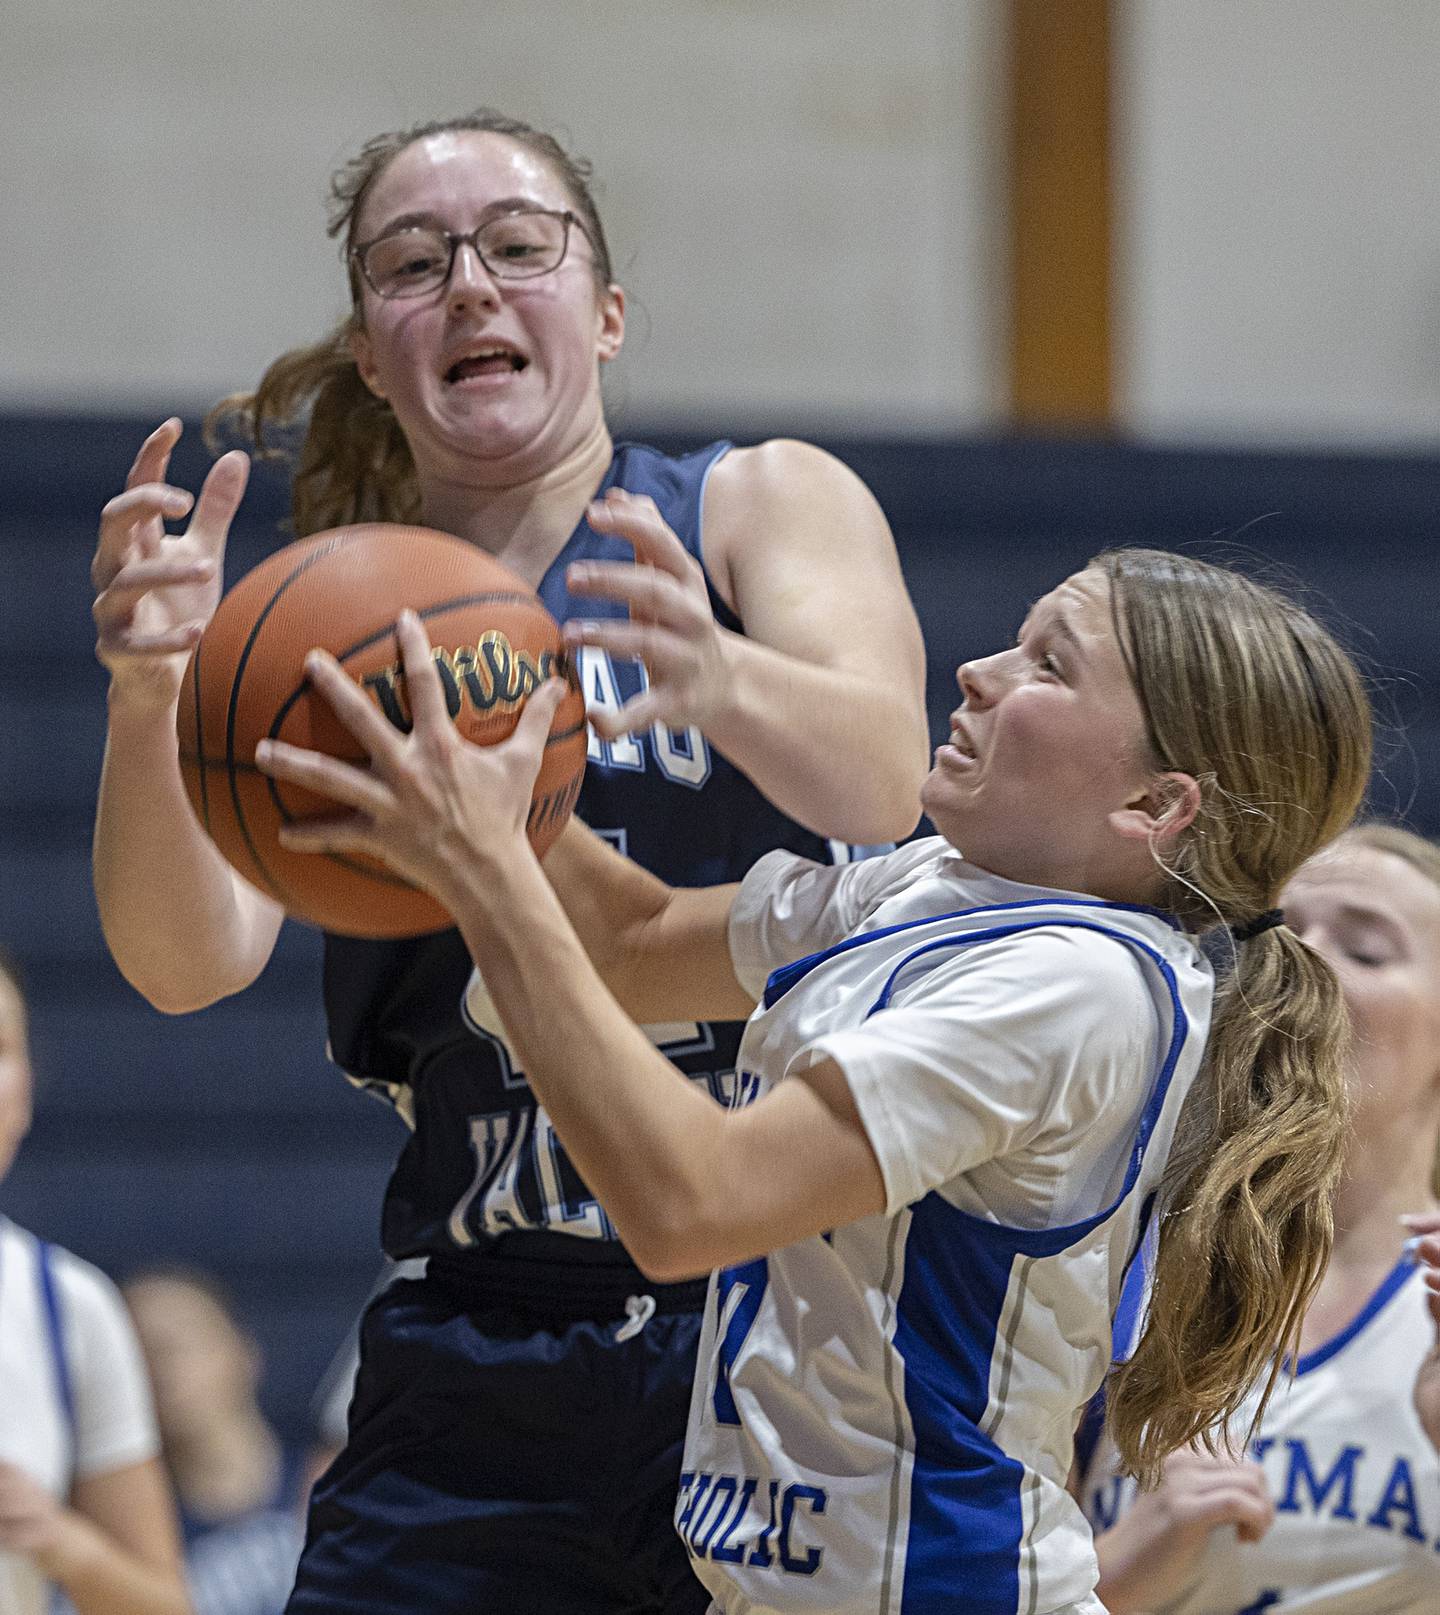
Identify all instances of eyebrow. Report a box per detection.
[1333,903,1404,935]
[366,197,557,237]
[1017,608,1085,657]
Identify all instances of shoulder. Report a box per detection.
[750,837,950,924]
[902,920,1157,1007]
[44,1244,137,1358]
[706,439,882,522]
[884,924,1178,1093]
[702,439,892,594]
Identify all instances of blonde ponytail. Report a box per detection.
[1108,927,1350,1483]
[1091,548,1371,1484]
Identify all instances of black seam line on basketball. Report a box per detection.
[545,718,587,746]
[224,535,355,905]
[183,756,425,890]
[191,636,211,833]
[320,852,427,890]
[264,590,548,743]
[180,755,276,775]
[332,591,544,670]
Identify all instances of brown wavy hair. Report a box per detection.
[205,111,615,537]
[1095,549,1372,1484]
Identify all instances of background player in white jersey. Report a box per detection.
[1082,823,1440,1615]
[0,953,190,1615]
[257,547,1372,1615]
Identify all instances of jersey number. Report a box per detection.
[711,1257,768,1425]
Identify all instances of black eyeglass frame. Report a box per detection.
[349,208,594,299]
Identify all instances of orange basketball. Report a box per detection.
[177,524,587,938]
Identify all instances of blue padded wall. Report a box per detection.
[2,414,1437,1436]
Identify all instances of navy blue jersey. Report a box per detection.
[323,441,871,1279]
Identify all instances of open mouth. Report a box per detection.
[444,348,528,384]
[948,726,977,759]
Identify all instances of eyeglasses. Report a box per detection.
[351,209,591,299]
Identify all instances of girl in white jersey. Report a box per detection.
[0,955,189,1615]
[1083,824,1440,1615]
[255,549,1373,1615]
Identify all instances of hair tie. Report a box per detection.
[1230,908,1285,943]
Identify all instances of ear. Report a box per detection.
[1109,771,1201,847]
[596,283,625,363]
[350,323,386,399]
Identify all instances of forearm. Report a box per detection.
[1092,1519,1158,1613]
[39,1510,190,1615]
[540,822,751,1025]
[94,689,281,1011]
[703,631,926,844]
[443,844,738,1278]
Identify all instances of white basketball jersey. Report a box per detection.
[679,842,1214,1615]
[0,1218,158,1615]
[0,1219,75,1615]
[1082,1255,1440,1613]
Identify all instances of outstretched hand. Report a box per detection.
[565,488,732,738]
[255,609,567,904]
[1402,1212,1440,1452]
[92,418,250,707]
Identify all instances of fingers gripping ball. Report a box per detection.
[177,524,587,938]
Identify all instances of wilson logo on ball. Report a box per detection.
[360,632,577,732]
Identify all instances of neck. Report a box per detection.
[165,1411,282,1521]
[416,416,614,589]
[1330,1114,1439,1266]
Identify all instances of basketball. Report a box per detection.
[177,523,588,938]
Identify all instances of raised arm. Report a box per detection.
[91,421,283,1013]
[569,439,929,844]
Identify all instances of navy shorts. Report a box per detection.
[286,1266,711,1615]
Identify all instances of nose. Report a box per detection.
[446,241,502,314]
[956,651,1004,708]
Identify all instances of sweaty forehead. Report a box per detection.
[361,132,567,231]
[1052,569,1111,624]
[1025,570,1116,651]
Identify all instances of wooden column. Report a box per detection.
[1008,0,1114,429]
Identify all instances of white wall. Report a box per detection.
[1118,0,1440,447]
[1,0,1006,433]
[13,2,1440,446]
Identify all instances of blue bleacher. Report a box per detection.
[2,413,1437,1438]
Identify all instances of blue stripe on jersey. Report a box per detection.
[1109,1192,1158,1364]
[38,1241,77,1457]
[1295,1256,1416,1376]
[763,895,1182,1009]
[892,1198,1041,1614]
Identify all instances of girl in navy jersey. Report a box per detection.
[1083,824,1440,1615]
[89,111,927,1613]
[257,549,1372,1615]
